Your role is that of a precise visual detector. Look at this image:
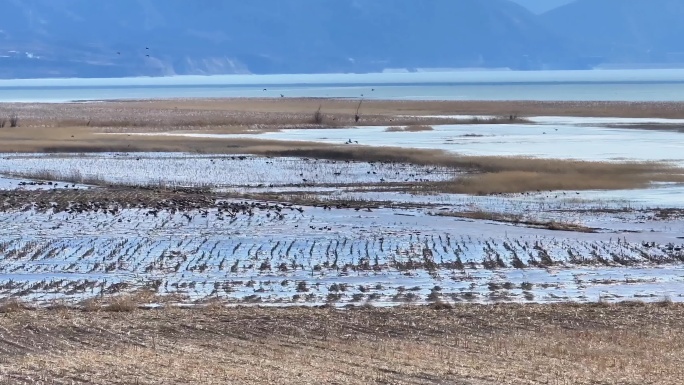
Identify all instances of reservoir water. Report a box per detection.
[2,69,684,102]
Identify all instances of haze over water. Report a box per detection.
[2,69,684,102]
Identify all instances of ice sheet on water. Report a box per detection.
[406,115,684,126]
[530,116,684,125]
[165,123,684,164]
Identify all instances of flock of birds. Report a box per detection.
[116,46,151,58]
[17,181,78,189]
[2,183,391,234]
[6,194,311,223]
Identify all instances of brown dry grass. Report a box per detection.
[102,295,142,312]
[0,303,682,384]
[384,126,405,132]
[418,156,684,195]
[0,99,487,131]
[78,291,185,312]
[385,125,434,132]
[433,169,682,195]
[261,146,684,193]
[0,298,29,313]
[58,98,684,118]
[4,99,684,134]
[435,210,598,233]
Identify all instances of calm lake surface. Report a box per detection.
[2,69,684,102]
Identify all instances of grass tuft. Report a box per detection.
[312,105,324,125]
[0,298,28,313]
[104,295,140,312]
[385,125,433,132]
[9,114,19,128]
[428,300,453,310]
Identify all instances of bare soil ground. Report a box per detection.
[0,303,681,385]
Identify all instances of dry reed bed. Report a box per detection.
[4,99,684,131]
[0,101,472,130]
[385,124,434,132]
[431,169,684,195]
[6,98,684,117]
[0,303,682,384]
[259,146,684,194]
[433,210,598,233]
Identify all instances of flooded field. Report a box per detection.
[0,99,682,309]
[0,150,683,306]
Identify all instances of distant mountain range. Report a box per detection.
[543,0,684,67]
[0,0,682,78]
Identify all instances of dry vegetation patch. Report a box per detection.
[0,303,683,384]
[263,146,684,194]
[5,99,684,134]
[0,298,30,313]
[385,124,434,132]
[46,98,684,118]
[433,169,676,195]
[435,210,598,232]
